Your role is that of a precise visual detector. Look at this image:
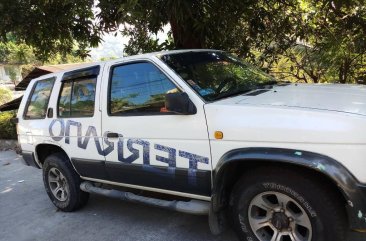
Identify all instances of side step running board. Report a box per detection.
[80,182,210,215]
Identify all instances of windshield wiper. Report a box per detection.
[256,80,290,89]
[211,80,291,101]
[213,89,254,101]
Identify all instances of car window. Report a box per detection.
[109,62,179,115]
[160,51,276,101]
[58,78,96,118]
[24,77,55,119]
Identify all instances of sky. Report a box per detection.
[88,25,170,61]
[89,1,170,61]
[88,32,126,61]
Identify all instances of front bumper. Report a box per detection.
[20,151,40,168]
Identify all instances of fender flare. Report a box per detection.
[212,147,366,229]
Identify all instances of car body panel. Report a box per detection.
[204,84,366,183]
[16,49,366,232]
[235,83,366,116]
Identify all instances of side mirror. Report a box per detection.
[11,117,19,124]
[165,93,197,115]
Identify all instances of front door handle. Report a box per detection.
[106,132,120,138]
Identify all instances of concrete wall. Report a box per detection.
[0,139,20,152]
[0,65,22,84]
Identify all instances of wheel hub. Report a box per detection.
[271,212,290,231]
[248,191,312,241]
[48,167,69,202]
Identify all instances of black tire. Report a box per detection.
[42,153,89,211]
[231,166,347,241]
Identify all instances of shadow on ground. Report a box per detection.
[0,151,237,241]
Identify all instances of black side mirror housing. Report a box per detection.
[165,93,197,115]
[11,117,19,124]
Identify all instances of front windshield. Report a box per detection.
[160,51,276,101]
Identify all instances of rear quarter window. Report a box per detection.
[23,77,55,119]
[58,77,96,118]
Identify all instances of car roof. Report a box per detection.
[30,49,222,83]
[106,49,222,63]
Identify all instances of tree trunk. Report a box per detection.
[1,30,7,42]
[339,60,350,84]
[170,17,203,49]
[339,66,345,83]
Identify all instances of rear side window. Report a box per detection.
[109,62,179,115]
[58,78,96,118]
[57,66,99,118]
[24,77,55,119]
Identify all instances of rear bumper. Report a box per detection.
[20,151,40,169]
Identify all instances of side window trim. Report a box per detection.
[61,65,100,82]
[107,60,185,117]
[57,80,73,118]
[57,65,100,118]
[23,77,56,120]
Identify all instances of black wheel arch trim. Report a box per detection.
[34,143,83,177]
[212,147,366,230]
[20,151,41,168]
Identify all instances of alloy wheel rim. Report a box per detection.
[248,191,312,241]
[48,167,69,202]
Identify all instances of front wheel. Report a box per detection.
[231,167,347,241]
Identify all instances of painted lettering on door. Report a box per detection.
[49,119,209,183]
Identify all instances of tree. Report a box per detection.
[264,0,366,84]
[0,0,100,61]
[94,1,305,62]
[97,0,299,56]
[1,0,366,84]
[307,0,366,83]
[0,41,36,64]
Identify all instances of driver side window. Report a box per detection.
[109,62,180,115]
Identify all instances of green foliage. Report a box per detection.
[122,27,174,56]
[0,40,85,66]
[0,111,17,140]
[0,87,13,106]
[259,1,366,83]
[44,50,85,65]
[1,0,366,83]
[0,41,37,64]
[97,0,366,84]
[97,0,252,53]
[97,0,303,56]
[0,0,100,61]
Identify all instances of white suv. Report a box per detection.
[16,50,366,241]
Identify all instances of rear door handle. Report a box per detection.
[106,132,120,138]
[47,108,53,118]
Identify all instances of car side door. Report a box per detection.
[100,58,212,198]
[48,65,107,180]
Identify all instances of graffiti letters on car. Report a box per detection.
[49,119,209,184]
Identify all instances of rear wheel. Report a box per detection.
[43,153,89,211]
[231,167,347,241]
